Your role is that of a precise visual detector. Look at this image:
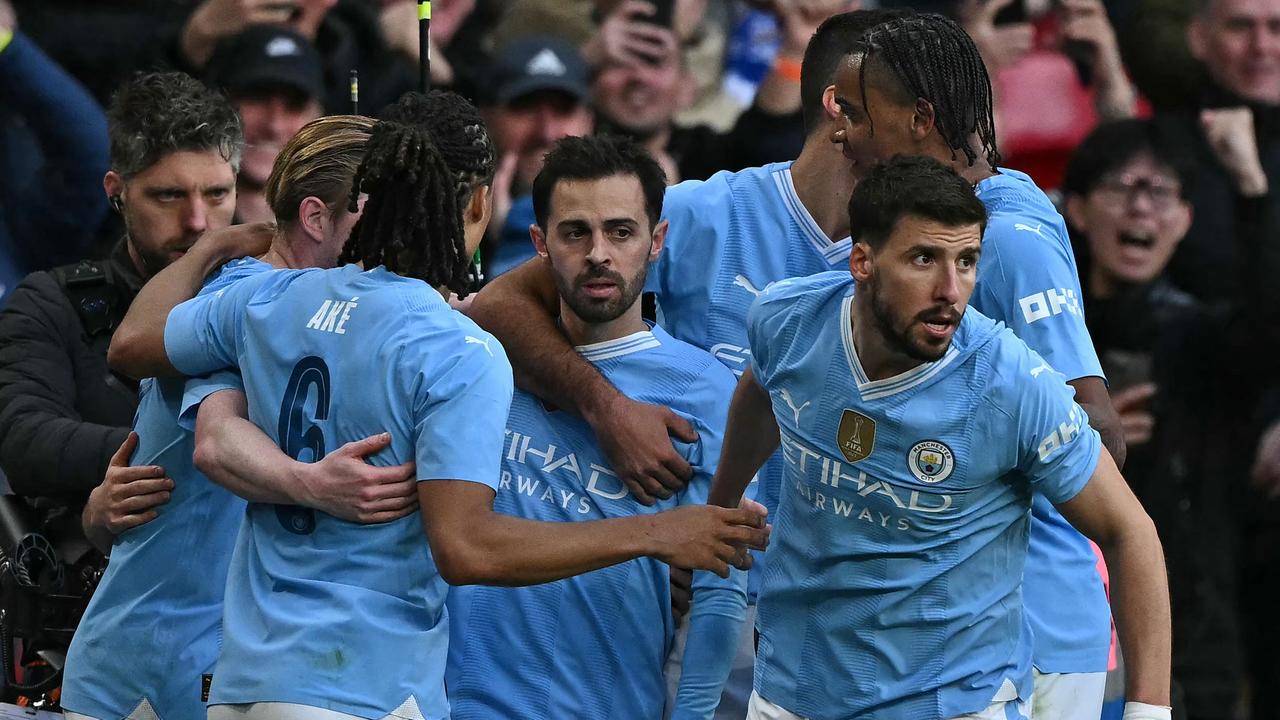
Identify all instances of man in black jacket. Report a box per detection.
[0,71,240,528]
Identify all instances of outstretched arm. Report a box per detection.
[417,480,769,587]
[109,223,274,379]
[708,368,779,509]
[192,389,418,524]
[469,258,697,503]
[1056,450,1171,713]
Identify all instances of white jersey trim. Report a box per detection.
[576,329,661,361]
[840,291,958,401]
[771,167,853,265]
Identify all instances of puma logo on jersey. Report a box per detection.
[305,297,359,335]
[733,275,764,297]
[1030,362,1052,378]
[1014,223,1048,239]
[779,388,810,423]
[466,336,494,357]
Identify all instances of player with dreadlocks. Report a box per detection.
[822,12,1166,720]
[110,90,769,720]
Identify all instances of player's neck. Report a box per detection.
[557,302,648,348]
[849,295,927,381]
[263,228,316,270]
[791,139,854,241]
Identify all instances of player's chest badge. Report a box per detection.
[837,409,876,462]
[908,440,955,484]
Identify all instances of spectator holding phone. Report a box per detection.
[1063,118,1248,720]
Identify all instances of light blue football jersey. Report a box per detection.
[746,271,1102,719]
[163,264,514,720]
[649,161,852,593]
[62,258,270,720]
[447,325,746,720]
[974,168,1111,673]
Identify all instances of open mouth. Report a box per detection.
[1118,231,1155,249]
[580,281,617,299]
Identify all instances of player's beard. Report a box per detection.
[558,262,648,324]
[868,276,959,363]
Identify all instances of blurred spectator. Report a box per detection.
[1063,118,1247,720]
[480,36,595,278]
[0,0,109,304]
[205,25,325,224]
[593,1,845,184]
[177,0,416,114]
[378,0,477,89]
[0,71,239,541]
[1156,0,1279,304]
[959,0,1137,189]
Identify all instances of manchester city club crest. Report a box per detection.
[907,441,954,484]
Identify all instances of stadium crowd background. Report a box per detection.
[0,0,1276,718]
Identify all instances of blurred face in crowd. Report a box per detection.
[1190,0,1280,104]
[104,150,237,278]
[532,173,665,325]
[851,215,981,364]
[485,91,595,192]
[1066,153,1192,289]
[236,88,325,187]
[592,45,690,137]
[826,54,933,180]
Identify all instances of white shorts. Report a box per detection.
[745,689,1030,720]
[65,698,160,720]
[1031,669,1107,720]
[208,698,425,720]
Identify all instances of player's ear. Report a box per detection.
[530,223,549,260]
[849,241,874,283]
[298,196,328,243]
[911,98,936,141]
[649,219,668,262]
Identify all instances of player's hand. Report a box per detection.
[1201,108,1269,197]
[1250,420,1280,499]
[298,432,418,524]
[1111,382,1156,447]
[582,0,680,68]
[957,0,1035,74]
[670,566,692,622]
[84,432,174,548]
[592,395,697,505]
[650,504,770,579]
[195,222,276,265]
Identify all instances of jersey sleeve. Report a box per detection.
[671,360,749,718]
[973,215,1105,382]
[411,329,515,489]
[1002,339,1103,505]
[176,369,244,433]
[164,265,277,377]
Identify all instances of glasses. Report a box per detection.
[1093,173,1182,211]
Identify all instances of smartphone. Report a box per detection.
[638,0,676,28]
[993,0,1028,25]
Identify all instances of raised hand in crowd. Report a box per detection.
[1201,107,1270,197]
[0,0,14,32]
[582,0,680,69]
[181,0,338,67]
[82,433,173,554]
[957,0,1035,75]
[1111,382,1157,448]
[1058,0,1136,120]
[754,0,859,116]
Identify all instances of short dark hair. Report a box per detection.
[531,135,667,231]
[107,71,243,178]
[848,154,987,250]
[800,9,913,132]
[858,14,1000,171]
[1061,118,1196,200]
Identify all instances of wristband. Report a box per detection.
[1122,701,1172,720]
[773,56,802,83]
[0,28,14,55]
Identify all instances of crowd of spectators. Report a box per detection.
[0,0,1277,718]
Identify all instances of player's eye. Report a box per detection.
[208,188,231,201]
[611,227,633,240]
[912,253,932,266]
[154,191,182,202]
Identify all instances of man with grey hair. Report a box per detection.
[0,72,245,654]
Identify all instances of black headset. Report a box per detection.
[109,195,124,213]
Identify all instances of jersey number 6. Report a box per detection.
[275,356,332,534]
